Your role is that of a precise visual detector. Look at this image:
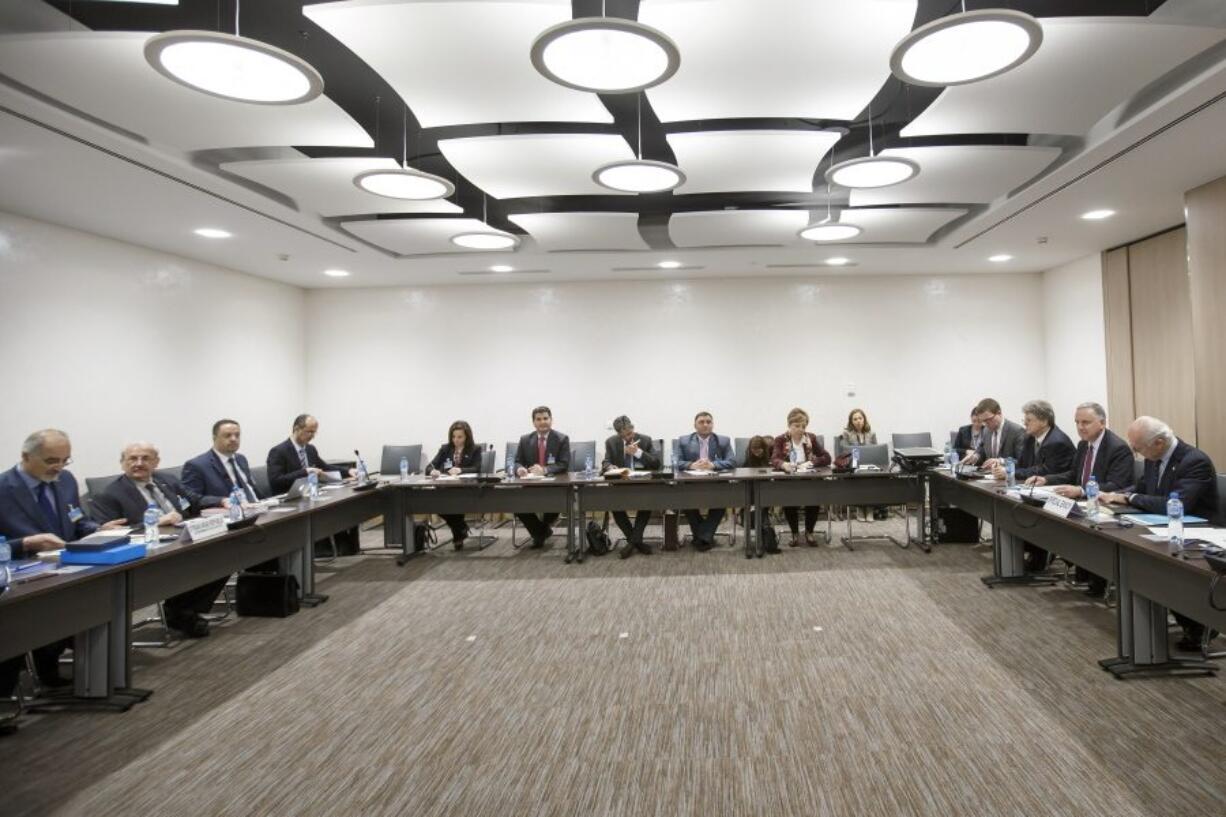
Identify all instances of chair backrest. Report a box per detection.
[856,443,891,468]
[249,465,272,499]
[1133,456,1145,487]
[949,430,958,450]
[568,441,596,472]
[654,438,666,468]
[85,473,122,498]
[892,432,933,450]
[155,465,182,482]
[1215,473,1226,525]
[734,437,753,467]
[479,446,496,475]
[381,444,422,475]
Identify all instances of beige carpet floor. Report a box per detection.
[3,519,1225,817]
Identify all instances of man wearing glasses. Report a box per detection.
[0,429,125,696]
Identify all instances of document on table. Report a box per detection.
[1145,526,1226,547]
[76,528,132,543]
[684,470,714,476]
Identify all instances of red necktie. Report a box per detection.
[1081,445,1094,485]
[537,436,547,466]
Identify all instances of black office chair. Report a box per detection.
[249,465,272,500]
[380,444,422,477]
[155,465,183,482]
[84,473,122,498]
[1200,474,1226,659]
[568,440,597,474]
[891,432,933,450]
[840,443,907,549]
[1133,455,1146,486]
[734,437,753,467]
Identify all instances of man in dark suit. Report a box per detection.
[1030,402,1137,595]
[1101,416,1220,650]
[266,414,359,555]
[0,429,125,695]
[962,397,1025,466]
[91,442,226,637]
[952,408,984,459]
[513,406,570,548]
[182,418,263,506]
[990,400,1075,572]
[601,415,662,559]
[674,411,735,551]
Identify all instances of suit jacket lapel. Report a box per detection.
[4,469,49,533]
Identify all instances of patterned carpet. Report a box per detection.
[3,519,1225,817]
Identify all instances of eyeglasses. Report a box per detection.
[38,456,72,467]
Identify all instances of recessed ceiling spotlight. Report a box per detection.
[657,260,682,269]
[193,227,232,239]
[825,257,851,266]
[594,159,685,194]
[451,231,520,251]
[799,222,862,242]
[145,30,323,104]
[323,268,351,277]
[490,264,514,273]
[826,156,919,189]
[988,254,1013,263]
[1081,209,1116,221]
[530,18,680,93]
[354,169,454,201]
[889,9,1043,87]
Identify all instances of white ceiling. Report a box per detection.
[303,0,612,128]
[0,1,1225,289]
[0,31,372,151]
[641,0,917,122]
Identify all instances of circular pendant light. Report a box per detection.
[593,159,685,193]
[826,155,919,189]
[798,222,862,242]
[890,9,1043,87]
[531,18,680,93]
[145,30,323,104]
[450,231,521,251]
[354,169,455,201]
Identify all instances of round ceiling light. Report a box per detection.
[531,18,680,93]
[354,169,455,201]
[889,9,1043,87]
[593,159,685,193]
[145,30,323,104]
[826,156,919,189]
[798,222,862,242]
[450,231,521,251]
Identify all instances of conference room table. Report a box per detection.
[0,482,389,702]
[930,470,1225,678]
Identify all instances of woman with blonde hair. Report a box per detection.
[770,407,831,546]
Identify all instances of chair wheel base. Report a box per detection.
[980,574,1059,588]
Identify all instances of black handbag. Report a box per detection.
[761,526,779,552]
[235,572,300,617]
[586,519,612,555]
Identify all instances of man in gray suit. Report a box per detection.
[962,397,1025,467]
[674,411,735,551]
[601,415,661,559]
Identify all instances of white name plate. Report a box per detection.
[184,515,228,543]
[1042,494,1077,519]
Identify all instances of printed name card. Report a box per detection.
[1042,494,1077,519]
[184,515,228,543]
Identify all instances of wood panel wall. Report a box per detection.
[1186,176,1226,468]
[1101,247,1134,433]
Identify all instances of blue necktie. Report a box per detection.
[35,481,61,536]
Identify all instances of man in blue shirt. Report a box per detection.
[674,412,735,551]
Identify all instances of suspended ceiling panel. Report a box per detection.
[838,207,967,243]
[438,133,635,199]
[219,157,462,217]
[342,217,515,255]
[669,210,808,248]
[304,0,613,128]
[642,0,917,123]
[901,18,1226,138]
[0,32,372,151]
[848,145,1063,207]
[667,130,842,195]
[508,212,649,252]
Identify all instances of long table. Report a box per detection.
[931,471,1224,678]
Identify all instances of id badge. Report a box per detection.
[547,454,556,466]
[178,496,191,511]
[67,505,84,522]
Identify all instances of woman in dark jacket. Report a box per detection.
[770,407,832,546]
[428,420,482,549]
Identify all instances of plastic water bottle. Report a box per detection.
[228,487,244,522]
[851,446,860,470]
[584,453,594,478]
[0,536,10,593]
[1167,491,1184,553]
[307,470,319,500]
[1005,457,1016,488]
[356,458,368,484]
[1085,476,1099,517]
[143,503,160,544]
[399,456,409,482]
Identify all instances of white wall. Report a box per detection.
[305,274,1047,468]
[0,211,306,481]
[1041,253,1109,425]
